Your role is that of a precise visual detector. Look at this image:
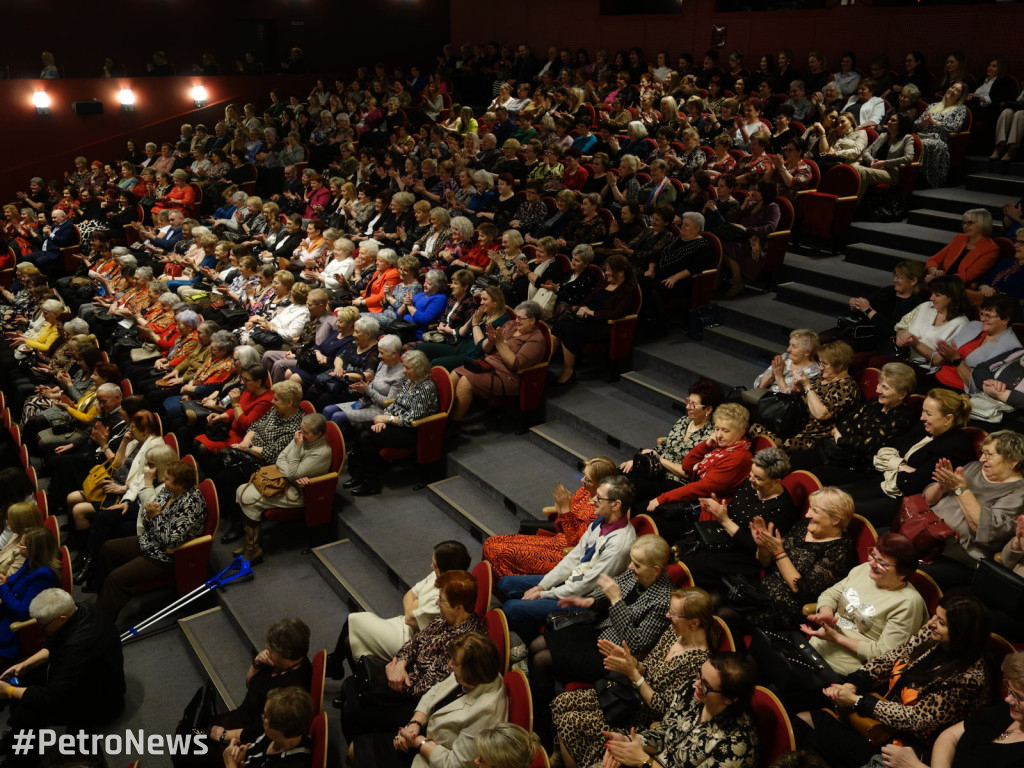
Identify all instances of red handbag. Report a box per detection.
[892,494,959,564]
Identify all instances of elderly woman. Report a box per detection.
[325,541,472,681]
[646,211,714,323]
[548,244,603,320]
[646,403,754,538]
[512,236,569,306]
[235,413,333,564]
[372,255,424,329]
[925,208,1000,288]
[531,534,672,691]
[448,301,547,432]
[915,83,969,188]
[194,361,274,469]
[482,456,617,579]
[161,330,237,422]
[549,254,640,386]
[323,334,405,432]
[836,389,976,527]
[602,652,759,768]
[550,587,720,768]
[251,282,312,351]
[802,595,991,768]
[683,447,798,591]
[804,532,929,675]
[151,169,197,217]
[221,687,314,768]
[708,180,780,295]
[753,341,862,454]
[932,293,1021,392]
[352,248,401,314]
[346,351,439,497]
[919,430,1024,588]
[614,204,677,276]
[206,618,313,750]
[410,208,453,265]
[794,362,918,476]
[881,650,1024,768]
[744,328,821,407]
[352,633,507,768]
[95,460,206,618]
[25,363,122,454]
[213,380,306,537]
[394,270,447,339]
[721,486,857,634]
[310,314,380,409]
[339,571,485,743]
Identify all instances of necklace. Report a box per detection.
[995,724,1023,741]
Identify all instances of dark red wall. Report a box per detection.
[449,0,1024,84]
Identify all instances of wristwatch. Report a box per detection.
[954,486,966,497]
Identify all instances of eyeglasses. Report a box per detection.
[593,495,615,504]
[667,611,691,619]
[979,312,1000,320]
[1007,686,1024,705]
[684,399,708,408]
[695,676,722,695]
[867,549,893,571]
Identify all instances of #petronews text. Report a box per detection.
[12,729,210,756]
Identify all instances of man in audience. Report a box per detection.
[21,209,77,276]
[495,475,637,643]
[0,589,125,745]
[786,80,814,122]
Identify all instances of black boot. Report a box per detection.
[73,555,95,586]
[220,520,244,544]
[349,478,381,497]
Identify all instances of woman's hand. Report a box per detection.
[934,339,959,362]
[557,595,595,609]
[602,729,648,768]
[597,572,623,603]
[385,658,411,691]
[823,682,859,708]
[599,639,640,678]
[879,744,928,768]
[699,493,729,523]
[982,379,1010,401]
[932,458,967,493]
[754,523,784,557]
[894,330,917,348]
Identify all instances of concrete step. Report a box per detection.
[912,187,1008,217]
[633,337,764,393]
[427,475,526,541]
[528,419,632,467]
[618,368,694,413]
[964,155,1024,176]
[966,173,1024,197]
[546,380,671,456]
[782,252,883,297]
[312,538,406,616]
[718,293,838,341]
[178,606,253,710]
[847,221,949,256]
[907,208,1005,235]
[845,243,928,273]
[774,282,849,318]
[338,486,482,592]
[448,433,580,519]
[702,325,777,366]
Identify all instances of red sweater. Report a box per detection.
[925,235,1000,286]
[656,440,753,504]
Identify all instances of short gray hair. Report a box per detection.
[516,301,542,320]
[378,334,403,355]
[158,292,183,308]
[117,253,138,268]
[681,211,705,232]
[301,413,327,436]
[471,170,494,190]
[97,382,121,397]
[176,310,201,328]
[402,350,431,382]
[198,320,220,336]
[29,588,76,625]
[63,318,89,335]
[354,316,380,336]
[360,240,380,259]
[450,216,474,239]
[210,330,237,352]
[135,266,154,280]
[392,191,416,209]
[234,345,261,367]
[41,299,64,314]
[571,244,594,264]
[430,208,451,226]
[753,447,791,479]
[425,269,447,289]
[376,248,398,266]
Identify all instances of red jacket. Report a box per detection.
[926,235,1000,286]
[656,440,753,504]
[362,267,401,311]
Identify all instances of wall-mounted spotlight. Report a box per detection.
[118,88,136,112]
[191,85,208,109]
[32,91,51,115]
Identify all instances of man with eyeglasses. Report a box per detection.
[260,288,336,383]
[0,589,124,749]
[495,476,637,644]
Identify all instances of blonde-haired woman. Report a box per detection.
[915,82,969,187]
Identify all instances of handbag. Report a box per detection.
[218,447,262,472]
[176,680,217,736]
[296,346,327,374]
[545,610,598,632]
[82,460,113,504]
[693,520,733,552]
[594,672,643,727]
[532,287,557,314]
[251,329,283,350]
[891,494,958,564]
[354,655,410,706]
[626,452,662,481]
[251,465,289,497]
[755,392,808,439]
[463,358,494,374]
[748,628,841,700]
[973,557,1024,615]
[721,573,774,612]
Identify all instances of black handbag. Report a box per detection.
[972,557,1024,615]
[296,346,326,374]
[755,392,808,439]
[545,610,599,632]
[354,655,410,707]
[693,520,734,551]
[176,680,217,736]
[595,672,643,726]
[748,628,841,699]
[218,447,262,472]
[721,573,774,612]
[251,330,283,350]
[627,452,662,481]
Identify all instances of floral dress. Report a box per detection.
[551,631,709,768]
[482,485,597,579]
[751,375,862,454]
[656,416,714,483]
[640,687,759,768]
[914,103,967,188]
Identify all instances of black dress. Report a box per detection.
[951,703,1024,768]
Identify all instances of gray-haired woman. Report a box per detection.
[346,351,439,496]
[236,413,333,563]
[681,447,799,591]
[323,335,405,433]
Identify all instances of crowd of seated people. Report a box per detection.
[5,40,1024,768]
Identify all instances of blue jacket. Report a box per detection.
[41,221,77,254]
[0,563,59,658]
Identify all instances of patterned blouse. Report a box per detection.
[251,409,306,465]
[510,201,548,237]
[753,375,862,454]
[191,354,236,386]
[641,691,759,768]
[829,401,917,470]
[749,521,856,629]
[658,416,714,482]
[394,613,485,695]
[385,378,439,428]
[167,331,201,367]
[139,486,206,564]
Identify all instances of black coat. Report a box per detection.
[891,426,976,497]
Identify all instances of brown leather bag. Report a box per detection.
[251,465,289,497]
